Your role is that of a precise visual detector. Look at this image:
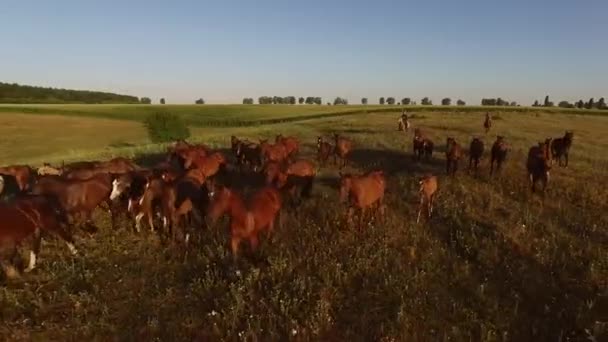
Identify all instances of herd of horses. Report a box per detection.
[0,114,575,280]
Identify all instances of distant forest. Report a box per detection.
[0,82,140,104]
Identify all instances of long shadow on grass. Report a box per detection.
[428,210,599,340]
[349,148,445,177]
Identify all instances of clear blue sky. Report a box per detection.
[1,0,606,104]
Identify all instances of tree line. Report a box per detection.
[0,82,140,104]
[533,95,607,110]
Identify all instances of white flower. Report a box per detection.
[210,310,217,316]
[235,270,242,277]
[291,329,298,336]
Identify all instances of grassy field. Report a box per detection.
[1,103,606,128]
[1,108,607,340]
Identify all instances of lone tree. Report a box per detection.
[144,112,190,143]
[401,97,411,105]
[314,97,322,105]
[298,97,305,104]
[457,99,466,106]
[544,95,551,107]
[160,98,166,104]
[140,97,152,104]
[386,97,395,105]
[242,98,254,104]
[597,97,606,109]
[195,98,205,104]
[361,98,368,105]
[421,97,432,105]
[441,98,451,106]
[576,100,584,109]
[379,97,385,105]
[533,100,540,107]
[586,98,595,109]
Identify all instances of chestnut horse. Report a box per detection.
[259,139,288,165]
[32,173,116,229]
[207,185,282,260]
[484,113,492,134]
[417,175,438,223]
[317,136,332,166]
[339,170,386,229]
[184,152,227,178]
[0,195,77,278]
[333,134,353,168]
[275,134,300,159]
[446,137,463,176]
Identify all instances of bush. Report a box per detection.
[144,112,190,143]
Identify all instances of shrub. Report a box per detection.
[143,112,190,143]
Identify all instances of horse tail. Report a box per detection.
[245,212,255,234]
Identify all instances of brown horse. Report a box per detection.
[207,185,282,260]
[317,136,333,166]
[0,165,32,192]
[32,173,117,229]
[484,113,492,134]
[526,141,552,193]
[333,134,353,168]
[490,136,508,176]
[264,159,316,200]
[185,152,227,178]
[468,138,485,174]
[339,170,386,229]
[0,195,77,278]
[446,137,463,176]
[168,144,209,170]
[259,139,288,165]
[64,157,139,180]
[551,131,574,167]
[275,134,300,159]
[417,175,438,223]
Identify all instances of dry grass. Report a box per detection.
[1,110,607,341]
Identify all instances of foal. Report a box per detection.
[446,137,463,176]
[207,185,282,260]
[417,175,438,223]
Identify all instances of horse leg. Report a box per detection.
[1,244,20,279]
[147,213,155,232]
[134,212,144,233]
[24,228,42,273]
[565,152,569,167]
[346,207,355,228]
[52,224,79,255]
[106,199,116,230]
[249,234,259,253]
[429,194,435,219]
[454,160,459,176]
[416,196,424,224]
[359,207,366,230]
[231,236,241,261]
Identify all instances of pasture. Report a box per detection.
[1,107,607,340]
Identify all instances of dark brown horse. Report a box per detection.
[264,159,316,200]
[490,136,508,176]
[551,131,574,167]
[446,137,463,176]
[0,165,32,192]
[207,185,282,260]
[161,168,209,242]
[0,195,77,278]
[333,134,353,168]
[413,135,434,161]
[526,141,552,193]
[236,141,263,171]
[339,170,386,229]
[468,138,485,174]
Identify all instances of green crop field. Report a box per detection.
[0,106,607,340]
